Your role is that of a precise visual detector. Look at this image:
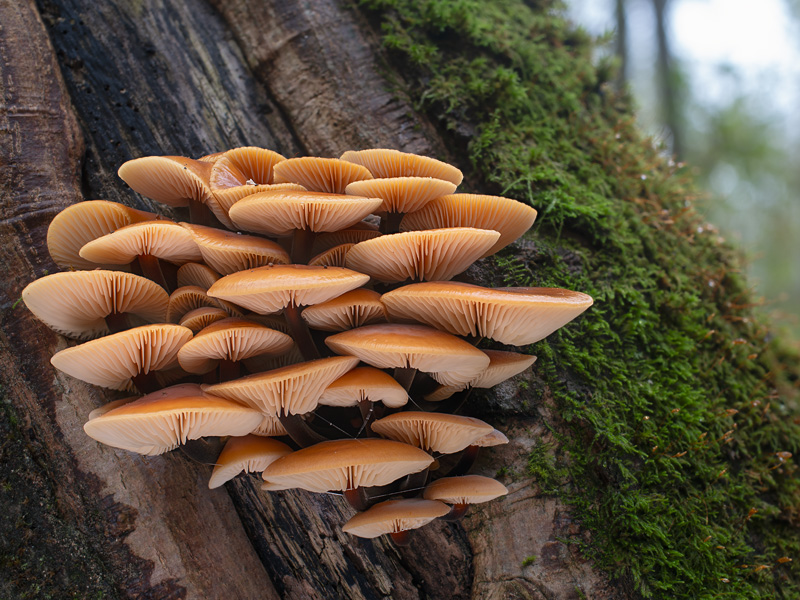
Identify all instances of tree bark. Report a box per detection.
[0,0,693,598]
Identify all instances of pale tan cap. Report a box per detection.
[342,499,449,539]
[382,282,593,346]
[166,285,242,323]
[422,475,508,504]
[272,157,373,194]
[203,355,359,415]
[51,324,193,390]
[176,262,221,290]
[23,270,168,340]
[79,220,202,265]
[47,200,157,270]
[208,434,292,489]
[311,229,382,255]
[301,288,387,332]
[345,177,456,214]
[340,149,463,186]
[178,306,229,332]
[402,193,538,257]
[345,228,500,283]
[177,317,293,374]
[308,243,354,268]
[318,366,408,408]
[83,383,262,455]
[261,438,434,493]
[229,190,382,236]
[370,411,493,454]
[472,429,509,447]
[325,323,490,386]
[181,222,290,274]
[207,264,369,314]
[118,156,214,207]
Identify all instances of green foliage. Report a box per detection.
[522,555,537,567]
[357,0,800,597]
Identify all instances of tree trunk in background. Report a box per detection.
[653,0,683,157]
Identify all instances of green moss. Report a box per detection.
[357,0,800,597]
[522,555,537,567]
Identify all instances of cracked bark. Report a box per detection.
[0,0,625,598]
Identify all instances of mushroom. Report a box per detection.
[369,411,494,455]
[83,383,263,455]
[301,288,387,332]
[229,190,382,263]
[207,264,369,359]
[117,156,223,226]
[308,243,355,268]
[208,434,292,489]
[176,317,294,380]
[176,262,221,289]
[345,177,456,233]
[340,149,463,186]
[325,323,491,388]
[382,282,594,346]
[166,285,241,323]
[261,438,434,510]
[272,157,373,194]
[345,228,500,283]
[50,323,193,394]
[79,220,202,291]
[341,498,450,545]
[23,270,168,339]
[401,193,538,257]
[46,200,158,270]
[181,222,290,274]
[422,475,508,520]
[178,306,229,333]
[203,355,359,446]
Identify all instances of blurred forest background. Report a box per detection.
[567,0,800,340]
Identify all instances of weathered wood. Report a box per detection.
[0,0,621,598]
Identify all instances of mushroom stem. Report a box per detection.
[278,412,327,448]
[284,303,321,360]
[439,504,469,522]
[131,370,162,395]
[379,212,404,235]
[343,486,371,511]
[449,445,481,476]
[218,359,241,382]
[105,311,131,334]
[290,228,316,264]
[137,254,170,292]
[389,530,411,546]
[179,436,225,465]
[393,367,416,392]
[189,198,215,227]
[399,467,429,498]
[358,400,377,436]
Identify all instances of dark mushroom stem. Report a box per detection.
[131,370,162,395]
[137,254,171,292]
[284,302,321,360]
[188,198,215,227]
[449,445,481,476]
[393,367,416,392]
[218,359,241,382]
[180,436,225,465]
[357,400,382,436]
[278,410,327,448]
[439,504,469,522]
[105,312,131,333]
[389,530,411,546]
[379,212,404,235]
[290,228,316,264]
[343,486,371,511]
[399,467,429,498]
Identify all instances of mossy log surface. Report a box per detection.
[1,0,798,599]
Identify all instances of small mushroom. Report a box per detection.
[422,475,508,520]
[208,434,292,489]
[342,498,450,545]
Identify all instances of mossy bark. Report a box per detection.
[1,0,798,599]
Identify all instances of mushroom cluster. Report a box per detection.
[24,147,593,544]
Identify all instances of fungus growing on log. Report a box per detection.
[24,144,592,548]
